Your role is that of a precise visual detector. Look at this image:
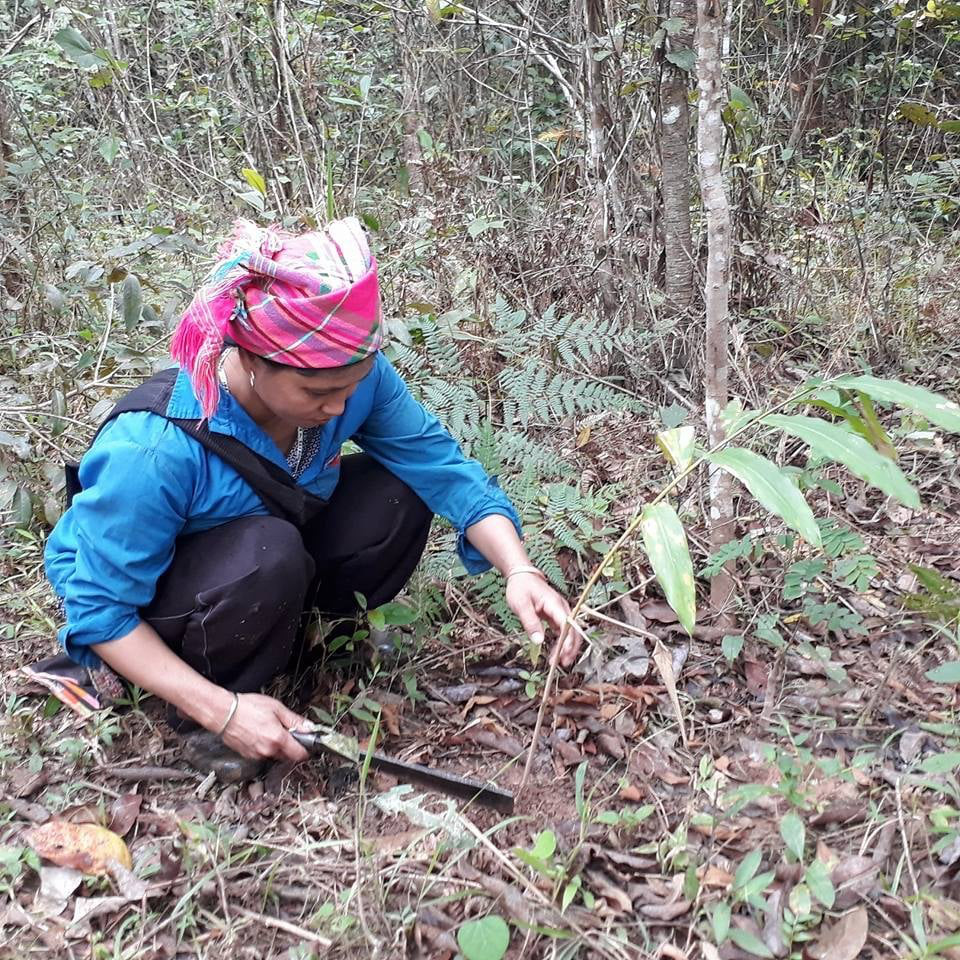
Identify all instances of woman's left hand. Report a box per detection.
[505,572,581,668]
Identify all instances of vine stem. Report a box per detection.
[516,381,824,798]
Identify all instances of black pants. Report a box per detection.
[142,454,431,708]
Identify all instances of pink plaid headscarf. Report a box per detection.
[171,218,383,419]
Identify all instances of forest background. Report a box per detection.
[1,0,960,958]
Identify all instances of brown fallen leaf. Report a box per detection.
[432,682,479,704]
[58,803,101,824]
[689,819,741,841]
[698,865,734,889]
[763,887,787,957]
[0,902,32,928]
[809,803,865,828]
[601,849,657,872]
[596,732,625,759]
[9,767,49,799]
[458,865,536,926]
[414,921,458,957]
[641,601,678,624]
[34,866,83,917]
[816,840,840,870]
[744,659,769,696]
[653,641,688,749]
[831,856,878,909]
[107,859,148,899]
[585,870,633,913]
[107,794,143,838]
[369,829,428,855]
[463,728,524,758]
[553,740,584,766]
[458,694,497,721]
[927,896,960,933]
[379,701,402,737]
[26,821,132,876]
[599,702,620,720]
[67,896,131,935]
[806,906,868,960]
[7,798,50,823]
[639,899,691,921]
[620,783,643,802]
[155,848,183,885]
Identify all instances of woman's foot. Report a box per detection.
[181,730,268,784]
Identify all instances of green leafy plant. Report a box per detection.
[457,915,510,960]
[906,566,960,623]
[587,376,960,643]
[701,534,758,577]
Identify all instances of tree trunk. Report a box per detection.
[660,0,695,310]
[695,0,735,612]
[395,0,426,199]
[582,0,618,314]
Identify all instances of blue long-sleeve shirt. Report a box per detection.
[45,353,520,667]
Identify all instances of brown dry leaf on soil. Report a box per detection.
[26,821,133,875]
[107,793,143,837]
[107,859,149,899]
[831,855,879,909]
[68,896,132,935]
[806,906,869,960]
[33,866,83,917]
[9,767,49,798]
[744,659,769,696]
[928,897,960,934]
[698,865,734,889]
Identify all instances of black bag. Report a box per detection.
[65,367,328,528]
[32,368,331,712]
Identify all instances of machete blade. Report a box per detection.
[291,729,514,814]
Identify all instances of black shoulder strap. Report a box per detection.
[66,368,327,528]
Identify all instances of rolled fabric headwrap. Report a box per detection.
[171,217,383,419]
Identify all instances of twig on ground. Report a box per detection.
[581,603,659,640]
[98,765,196,782]
[517,615,592,796]
[759,649,786,725]
[894,777,920,898]
[234,906,332,947]
[75,779,125,799]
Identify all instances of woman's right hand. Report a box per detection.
[217,692,311,763]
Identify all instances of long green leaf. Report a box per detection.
[763,414,920,508]
[54,27,101,68]
[926,662,960,684]
[728,927,774,958]
[640,501,696,636]
[241,167,267,196]
[122,274,142,331]
[656,425,696,473]
[832,375,960,433]
[709,447,821,547]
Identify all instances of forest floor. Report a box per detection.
[3,401,960,960]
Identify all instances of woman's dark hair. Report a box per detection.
[232,343,371,378]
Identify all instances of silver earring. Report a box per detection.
[249,371,256,388]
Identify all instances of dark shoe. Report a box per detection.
[181,730,268,784]
[22,652,129,716]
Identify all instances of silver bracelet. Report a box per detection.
[216,692,240,737]
[504,564,546,583]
